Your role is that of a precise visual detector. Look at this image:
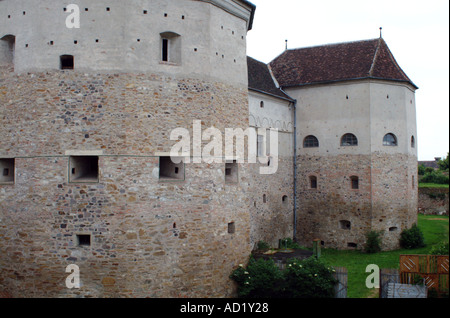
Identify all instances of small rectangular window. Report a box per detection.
[0,158,15,184]
[257,135,264,157]
[339,220,351,230]
[69,156,99,183]
[225,161,238,183]
[162,38,169,62]
[160,32,181,64]
[351,176,359,190]
[228,222,235,234]
[159,157,184,181]
[309,176,317,189]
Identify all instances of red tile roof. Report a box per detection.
[269,38,417,89]
[247,57,293,100]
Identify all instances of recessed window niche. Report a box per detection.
[228,222,235,234]
[77,234,91,246]
[0,158,15,184]
[160,32,181,64]
[159,156,184,181]
[0,35,15,67]
[339,220,351,230]
[60,55,74,70]
[225,160,238,183]
[69,156,99,183]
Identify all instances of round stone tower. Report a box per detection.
[0,0,255,297]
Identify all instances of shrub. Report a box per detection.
[230,257,337,298]
[230,257,283,298]
[400,224,425,249]
[256,241,270,251]
[364,230,382,253]
[280,237,302,249]
[430,241,449,255]
[418,164,426,176]
[282,258,337,298]
[438,153,449,171]
[420,170,449,185]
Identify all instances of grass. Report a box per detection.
[419,183,449,188]
[320,214,449,298]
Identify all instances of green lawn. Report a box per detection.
[419,183,449,188]
[320,214,449,298]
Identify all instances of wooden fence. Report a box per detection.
[400,255,449,296]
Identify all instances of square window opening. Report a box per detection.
[159,157,184,181]
[77,234,91,247]
[69,156,99,183]
[60,55,74,70]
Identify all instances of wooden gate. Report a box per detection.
[333,267,347,298]
[400,255,449,296]
[379,268,400,298]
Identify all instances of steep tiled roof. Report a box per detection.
[247,56,293,100]
[269,38,417,89]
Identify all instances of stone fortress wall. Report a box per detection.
[0,0,268,298]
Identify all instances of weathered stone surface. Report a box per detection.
[296,153,418,250]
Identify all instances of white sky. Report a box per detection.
[246,0,449,161]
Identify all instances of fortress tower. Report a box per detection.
[270,38,419,250]
[0,0,256,297]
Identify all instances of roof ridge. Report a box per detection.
[380,39,413,83]
[247,56,268,66]
[369,38,382,77]
[283,38,380,53]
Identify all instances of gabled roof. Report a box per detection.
[269,38,418,89]
[247,56,294,101]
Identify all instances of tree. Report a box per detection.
[438,153,449,171]
[418,164,426,176]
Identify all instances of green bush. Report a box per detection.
[282,258,337,298]
[256,241,270,251]
[438,153,449,171]
[280,237,302,249]
[420,170,449,185]
[230,257,337,298]
[230,257,283,298]
[364,230,382,253]
[400,224,425,249]
[430,241,449,255]
[418,164,426,176]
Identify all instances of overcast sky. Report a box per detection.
[246,0,449,161]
